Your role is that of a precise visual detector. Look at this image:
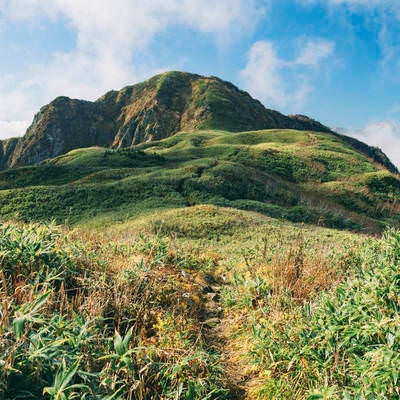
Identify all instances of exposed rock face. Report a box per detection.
[0,137,19,170]
[9,98,107,167]
[0,71,397,173]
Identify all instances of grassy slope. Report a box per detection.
[1,93,399,399]
[0,129,398,232]
[1,125,399,398]
[1,207,398,399]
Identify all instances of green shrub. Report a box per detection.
[250,229,400,399]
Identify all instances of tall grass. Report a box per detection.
[246,230,400,399]
[0,223,229,399]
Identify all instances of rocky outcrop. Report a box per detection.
[0,137,19,170]
[9,97,109,167]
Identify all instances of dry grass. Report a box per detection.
[0,223,230,399]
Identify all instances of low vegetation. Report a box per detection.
[1,205,398,399]
[0,123,399,398]
[0,221,230,399]
[227,228,400,399]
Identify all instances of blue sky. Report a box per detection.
[0,0,399,166]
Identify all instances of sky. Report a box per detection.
[0,0,399,167]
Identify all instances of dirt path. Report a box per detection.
[199,280,251,399]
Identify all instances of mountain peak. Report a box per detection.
[0,71,392,172]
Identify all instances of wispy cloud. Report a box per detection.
[239,39,335,110]
[295,40,335,67]
[299,0,400,78]
[0,0,265,138]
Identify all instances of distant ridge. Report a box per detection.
[0,71,397,173]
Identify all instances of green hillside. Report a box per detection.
[0,129,398,232]
[1,72,399,400]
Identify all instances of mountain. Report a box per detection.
[0,70,398,232]
[2,73,400,400]
[1,71,334,169]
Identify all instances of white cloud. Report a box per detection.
[3,0,263,41]
[239,39,335,110]
[240,41,287,107]
[0,0,264,138]
[295,40,336,66]
[341,121,400,169]
[0,121,28,140]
